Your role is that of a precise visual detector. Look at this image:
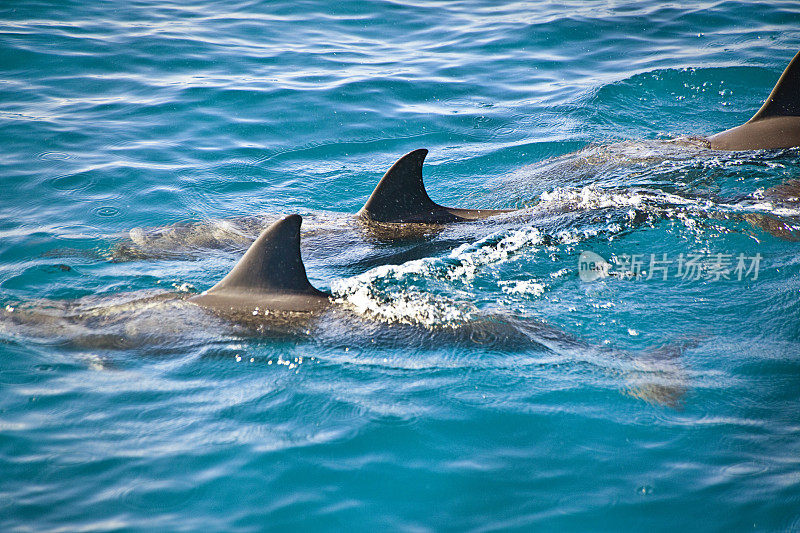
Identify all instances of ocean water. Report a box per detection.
[2,0,800,530]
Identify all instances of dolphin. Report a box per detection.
[94,149,516,263]
[707,51,800,150]
[2,215,533,349]
[2,213,691,406]
[4,215,573,350]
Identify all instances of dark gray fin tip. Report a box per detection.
[358,149,450,223]
[750,50,800,121]
[207,214,326,297]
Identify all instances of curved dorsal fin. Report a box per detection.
[206,214,325,297]
[750,51,800,122]
[358,149,443,223]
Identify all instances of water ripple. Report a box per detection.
[1,0,800,530]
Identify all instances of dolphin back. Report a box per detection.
[190,215,330,313]
[709,51,800,150]
[358,149,512,223]
[749,50,800,122]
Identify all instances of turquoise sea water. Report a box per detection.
[2,1,800,530]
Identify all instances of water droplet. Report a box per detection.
[94,206,121,217]
[638,485,654,495]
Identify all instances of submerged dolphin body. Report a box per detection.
[707,51,800,150]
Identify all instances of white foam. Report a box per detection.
[500,279,546,297]
[539,185,646,211]
[331,226,549,327]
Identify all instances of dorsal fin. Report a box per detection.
[750,51,800,122]
[358,149,444,223]
[206,214,325,297]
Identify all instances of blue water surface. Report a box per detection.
[2,1,800,531]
